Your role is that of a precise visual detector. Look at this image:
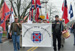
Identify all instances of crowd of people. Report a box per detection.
[0,15,75,51]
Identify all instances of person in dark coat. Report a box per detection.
[10,16,22,51]
[52,15,64,51]
[72,22,75,46]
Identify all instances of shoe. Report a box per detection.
[0,42,2,43]
[58,50,60,51]
[62,45,64,47]
[58,49,60,51]
[54,50,56,51]
[20,46,22,48]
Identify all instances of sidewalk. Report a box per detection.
[2,37,8,42]
[2,31,8,42]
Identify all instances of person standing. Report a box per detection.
[37,17,42,23]
[52,15,64,51]
[0,26,3,43]
[72,22,75,46]
[0,18,3,43]
[10,16,22,51]
[43,19,47,23]
[60,20,65,47]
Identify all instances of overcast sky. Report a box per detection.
[0,0,75,20]
[48,0,75,20]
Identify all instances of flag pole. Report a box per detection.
[35,0,37,22]
[10,0,12,25]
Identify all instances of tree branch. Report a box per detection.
[9,0,17,16]
[21,2,31,17]
[0,0,4,8]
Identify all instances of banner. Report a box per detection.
[22,23,52,47]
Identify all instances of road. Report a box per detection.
[0,33,75,51]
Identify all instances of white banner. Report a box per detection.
[22,23,52,47]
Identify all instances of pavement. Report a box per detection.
[0,33,75,51]
[2,37,8,42]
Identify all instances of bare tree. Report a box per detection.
[9,0,31,21]
[8,0,46,21]
[0,0,4,8]
[0,0,47,21]
[48,3,59,21]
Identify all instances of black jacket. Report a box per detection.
[52,20,64,35]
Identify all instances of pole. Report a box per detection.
[44,0,48,19]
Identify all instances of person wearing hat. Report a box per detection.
[38,17,42,23]
[20,19,24,23]
[10,16,22,51]
[43,19,47,23]
[52,15,64,51]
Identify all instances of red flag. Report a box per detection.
[30,0,34,21]
[0,1,10,31]
[46,13,49,23]
[62,0,69,24]
[46,13,49,19]
[29,8,33,21]
[35,0,41,22]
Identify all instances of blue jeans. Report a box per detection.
[0,33,3,43]
[12,32,20,51]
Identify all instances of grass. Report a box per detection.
[2,33,7,37]
[2,31,7,37]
